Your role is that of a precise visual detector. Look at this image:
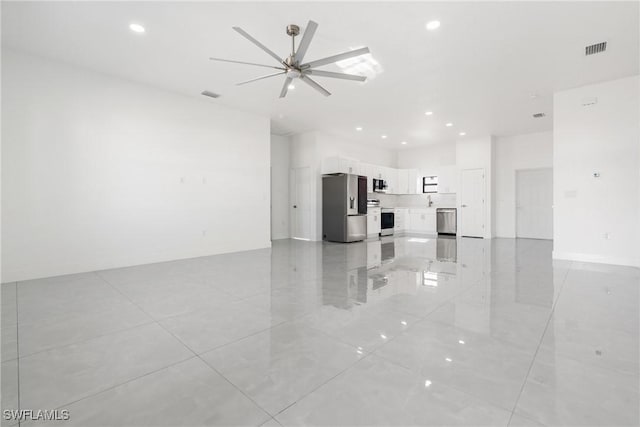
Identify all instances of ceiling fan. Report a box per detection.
[210,21,370,98]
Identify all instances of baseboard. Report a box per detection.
[552,251,640,268]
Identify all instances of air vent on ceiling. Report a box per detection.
[533,112,546,118]
[585,41,607,56]
[201,90,220,98]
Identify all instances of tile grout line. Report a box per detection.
[271,346,381,420]
[27,270,263,422]
[94,271,275,425]
[506,261,572,425]
[9,318,158,361]
[268,279,497,420]
[43,355,200,413]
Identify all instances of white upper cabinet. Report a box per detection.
[384,167,397,194]
[393,168,419,194]
[321,157,421,195]
[370,164,385,180]
[437,165,457,194]
[407,169,419,194]
[396,169,408,194]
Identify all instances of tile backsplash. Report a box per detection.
[367,193,457,208]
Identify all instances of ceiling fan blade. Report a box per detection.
[210,57,286,70]
[294,20,318,64]
[279,77,293,98]
[237,71,286,86]
[233,27,284,65]
[305,69,366,82]
[301,47,370,69]
[300,75,331,97]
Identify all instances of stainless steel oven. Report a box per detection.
[380,208,394,236]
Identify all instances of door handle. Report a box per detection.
[293,205,297,208]
[461,204,468,207]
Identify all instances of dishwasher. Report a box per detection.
[436,208,457,236]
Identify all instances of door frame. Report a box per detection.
[290,166,312,241]
[515,167,553,240]
[459,168,486,238]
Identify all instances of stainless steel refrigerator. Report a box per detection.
[322,174,368,243]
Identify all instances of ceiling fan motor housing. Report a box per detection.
[286,25,300,37]
[211,20,369,98]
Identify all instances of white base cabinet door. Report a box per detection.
[407,209,437,234]
[367,208,381,237]
[394,209,408,233]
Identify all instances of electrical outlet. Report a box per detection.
[180,177,185,184]
[604,232,610,240]
[202,230,207,237]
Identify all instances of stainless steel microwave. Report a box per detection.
[372,178,388,193]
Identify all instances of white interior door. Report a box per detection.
[516,168,553,239]
[290,167,312,240]
[460,168,485,238]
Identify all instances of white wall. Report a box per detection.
[270,134,290,240]
[396,142,458,208]
[316,133,397,168]
[494,131,553,238]
[456,136,495,239]
[553,75,640,267]
[2,50,271,282]
[396,142,456,172]
[289,131,396,241]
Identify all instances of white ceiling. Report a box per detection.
[3,1,638,149]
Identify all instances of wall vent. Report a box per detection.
[585,42,607,56]
[532,112,546,118]
[201,90,220,98]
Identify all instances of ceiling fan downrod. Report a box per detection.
[286,24,300,58]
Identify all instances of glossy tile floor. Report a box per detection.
[1,236,639,426]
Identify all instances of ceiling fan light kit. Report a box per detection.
[210,20,370,98]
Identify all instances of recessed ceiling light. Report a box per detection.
[129,23,146,33]
[445,122,453,127]
[381,135,387,139]
[401,141,407,145]
[426,21,441,31]
[459,132,466,136]
[355,127,363,131]
[425,111,433,116]
[288,84,295,90]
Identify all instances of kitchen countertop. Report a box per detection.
[391,206,457,210]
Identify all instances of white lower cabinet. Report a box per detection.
[407,209,437,234]
[367,208,381,237]
[394,209,408,233]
